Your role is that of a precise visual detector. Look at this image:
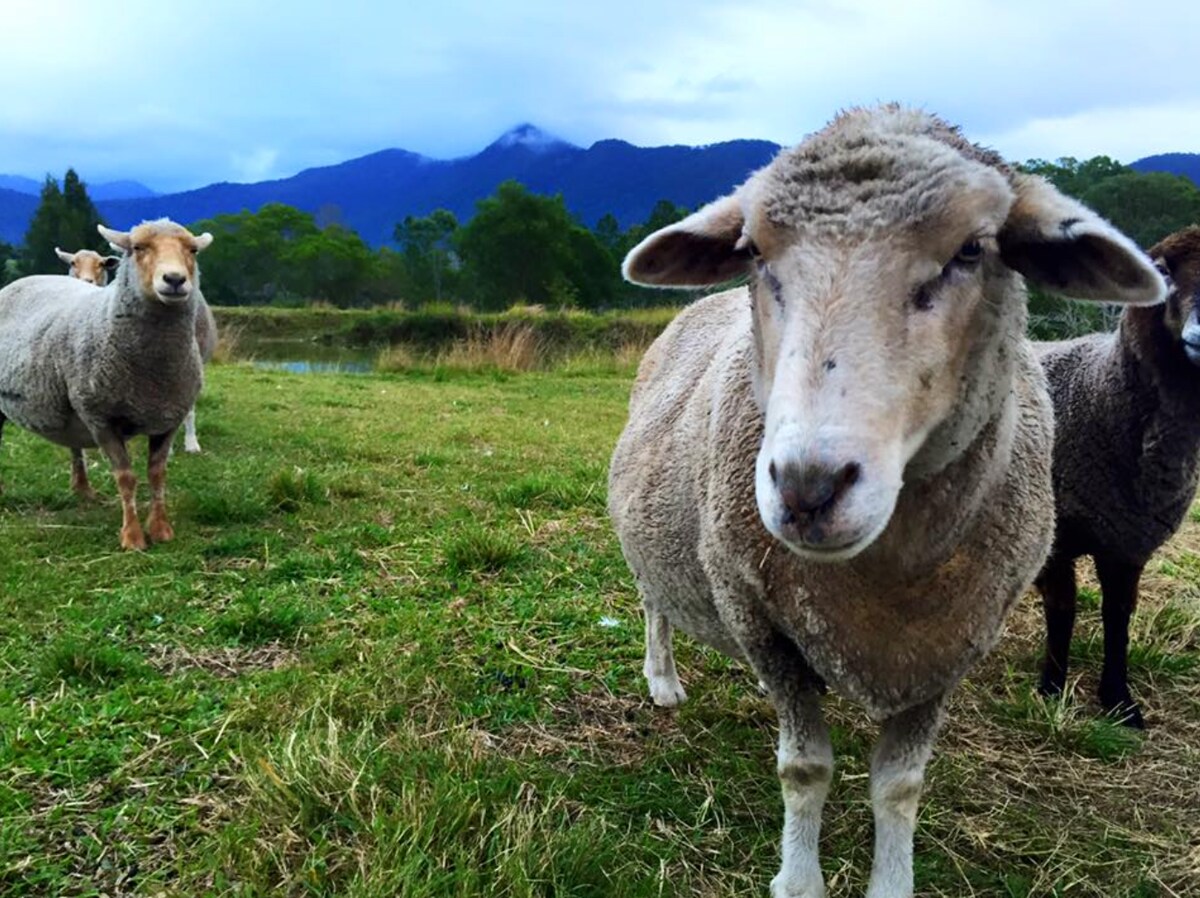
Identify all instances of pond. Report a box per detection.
[240,338,378,374]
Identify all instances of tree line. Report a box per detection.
[3,158,1198,331]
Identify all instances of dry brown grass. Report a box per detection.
[210,319,247,364]
[437,322,542,372]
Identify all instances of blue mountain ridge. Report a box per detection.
[0,126,1193,247]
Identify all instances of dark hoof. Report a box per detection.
[1102,698,1145,730]
[1038,670,1066,698]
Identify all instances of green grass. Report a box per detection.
[1,360,1198,897]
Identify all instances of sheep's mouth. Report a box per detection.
[156,287,191,303]
[1183,340,1200,366]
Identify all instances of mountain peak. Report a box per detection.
[488,123,574,153]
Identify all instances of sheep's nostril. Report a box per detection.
[769,461,778,484]
[162,272,186,289]
[776,459,863,523]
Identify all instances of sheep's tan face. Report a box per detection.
[57,248,119,286]
[99,221,213,305]
[744,171,1015,558]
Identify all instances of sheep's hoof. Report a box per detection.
[770,872,826,898]
[1037,671,1066,699]
[647,675,688,708]
[120,527,148,551]
[1100,688,1145,729]
[147,517,175,544]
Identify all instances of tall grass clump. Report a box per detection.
[438,323,541,373]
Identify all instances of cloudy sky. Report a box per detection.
[1,0,1195,193]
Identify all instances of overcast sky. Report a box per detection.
[1,0,1195,193]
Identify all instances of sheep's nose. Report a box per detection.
[162,272,186,289]
[770,459,861,523]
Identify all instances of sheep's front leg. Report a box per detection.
[0,411,6,495]
[145,431,176,543]
[865,697,945,898]
[737,630,830,898]
[643,605,687,707]
[94,431,145,551]
[70,449,98,500]
[182,407,202,454]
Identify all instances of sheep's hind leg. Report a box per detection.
[865,697,945,898]
[0,411,6,495]
[145,431,176,543]
[1094,555,1145,728]
[643,604,687,707]
[182,407,202,454]
[70,449,98,501]
[94,430,145,550]
[1036,554,1077,698]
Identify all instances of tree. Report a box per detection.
[1081,172,1200,249]
[394,209,459,304]
[190,203,321,304]
[286,225,376,307]
[456,181,615,310]
[22,170,107,275]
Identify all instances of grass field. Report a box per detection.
[1,359,1198,897]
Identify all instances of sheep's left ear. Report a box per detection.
[194,232,213,251]
[999,173,1165,305]
[622,192,748,287]
[103,255,121,272]
[98,224,131,252]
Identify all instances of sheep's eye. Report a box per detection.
[133,245,147,253]
[954,240,983,265]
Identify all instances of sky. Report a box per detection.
[0,0,1196,193]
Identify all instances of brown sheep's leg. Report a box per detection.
[1094,555,1145,729]
[145,431,176,544]
[1036,554,1077,698]
[70,448,98,501]
[93,430,145,551]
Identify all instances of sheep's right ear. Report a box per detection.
[54,247,74,265]
[999,173,1165,306]
[194,232,214,251]
[622,194,749,287]
[98,225,131,252]
[103,255,121,272]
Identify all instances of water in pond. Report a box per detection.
[241,338,377,374]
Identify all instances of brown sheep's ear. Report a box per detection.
[98,224,131,252]
[194,232,214,251]
[998,173,1165,306]
[622,193,749,287]
[103,255,121,272]
[55,247,75,265]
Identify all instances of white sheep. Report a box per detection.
[59,242,218,455]
[0,219,213,550]
[608,105,1165,898]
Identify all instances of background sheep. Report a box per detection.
[1035,226,1200,729]
[55,247,120,286]
[609,105,1164,898]
[59,243,219,455]
[0,219,213,550]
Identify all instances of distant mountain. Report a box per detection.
[0,125,780,246]
[1131,153,1200,186]
[0,173,159,214]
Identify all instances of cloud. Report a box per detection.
[0,0,1196,190]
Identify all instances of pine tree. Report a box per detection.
[22,169,106,274]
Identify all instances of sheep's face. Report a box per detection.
[1150,228,1200,366]
[623,107,1166,561]
[55,248,120,286]
[98,220,213,305]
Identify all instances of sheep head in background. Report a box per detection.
[98,219,213,304]
[612,104,1165,898]
[1149,226,1200,365]
[623,107,1164,565]
[54,247,120,286]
